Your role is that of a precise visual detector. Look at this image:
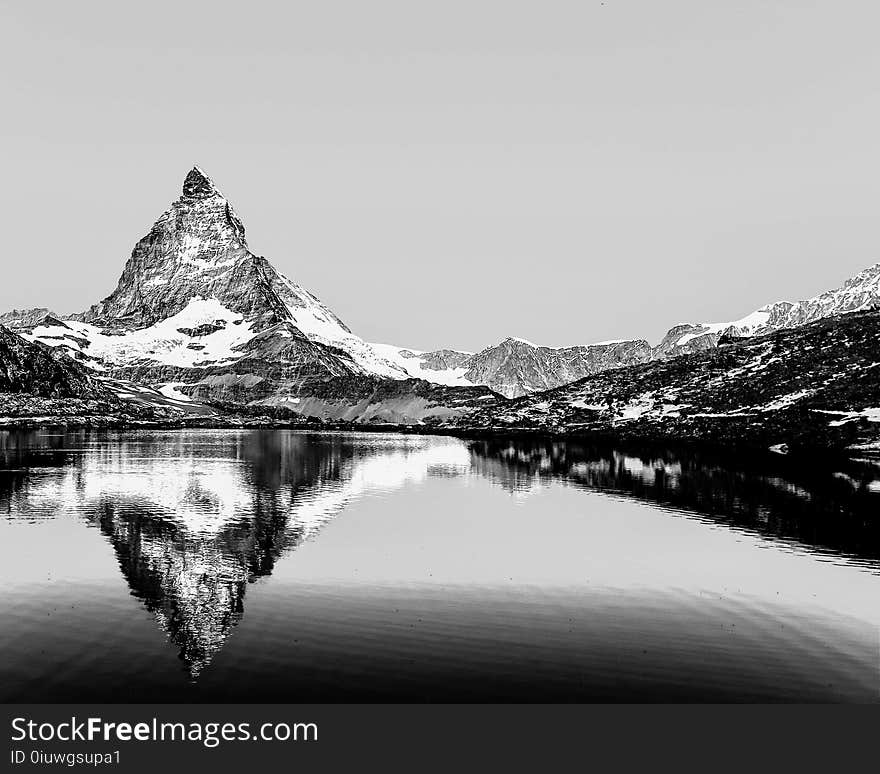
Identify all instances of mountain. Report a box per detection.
[461,337,652,398]
[453,309,880,452]
[368,344,475,386]
[414,263,880,398]
[372,337,652,398]
[11,169,390,396]
[0,308,60,329]
[55,167,407,381]
[4,167,498,423]
[372,263,880,399]
[653,263,880,357]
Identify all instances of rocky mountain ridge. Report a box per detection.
[370,337,654,398]
[651,263,880,358]
[452,308,880,452]
[370,263,880,397]
[460,337,652,398]
[0,308,61,329]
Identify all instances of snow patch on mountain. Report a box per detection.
[821,407,880,426]
[157,383,194,402]
[757,389,815,412]
[507,336,538,347]
[674,310,771,347]
[267,272,413,379]
[614,393,657,422]
[25,297,256,369]
[368,343,474,386]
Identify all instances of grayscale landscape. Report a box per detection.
[1,1,878,704]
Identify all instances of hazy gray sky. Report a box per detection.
[2,1,879,351]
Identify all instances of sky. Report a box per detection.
[2,1,880,351]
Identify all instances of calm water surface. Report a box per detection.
[1,429,878,702]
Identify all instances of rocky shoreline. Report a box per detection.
[2,406,877,460]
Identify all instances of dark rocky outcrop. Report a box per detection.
[405,348,473,372]
[0,326,112,400]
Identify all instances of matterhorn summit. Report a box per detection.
[19,166,414,399]
[181,165,223,198]
[77,166,312,333]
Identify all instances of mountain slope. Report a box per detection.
[0,325,151,422]
[654,263,880,357]
[0,167,499,421]
[372,337,653,398]
[453,309,880,451]
[461,337,652,398]
[0,326,112,399]
[437,263,880,397]
[398,262,880,398]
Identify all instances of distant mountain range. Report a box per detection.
[1,167,879,447]
[459,308,880,452]
[378,261,880,395]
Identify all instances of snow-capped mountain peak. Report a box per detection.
[23,167,412,386]
[758,261,880,330]
[655,262,880,357]
[71,166,254,329]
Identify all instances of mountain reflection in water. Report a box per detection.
[0,430,470,678]
[0,429,877,701]
[468,438,880,565]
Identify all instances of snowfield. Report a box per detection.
[25,297,257,369]
[367,343,475,386]
[674,310,771,347]
[272,273,409,379]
